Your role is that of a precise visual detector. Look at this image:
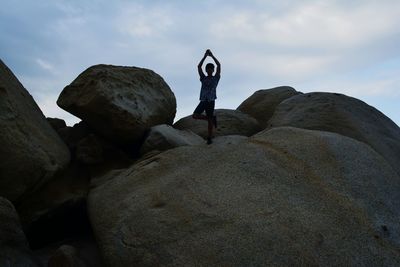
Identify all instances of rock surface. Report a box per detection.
[268,92,400,175]
[47,245,87,267]
[174,109,261,138]
[76,134,106,164]
[140,124,204,155]
[0,197,40,266]
[0,60,70,202]
[237,86,300,127]
[47,117,67,131]
[16,162,90,232]
[88,127,400,266]
[57,64,176,144]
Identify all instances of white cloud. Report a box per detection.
[115,4,174,38]
[212,1,400,48]
[36,58,54,71]
[2,0,399,126]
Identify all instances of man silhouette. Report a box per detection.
[192,49,221,144]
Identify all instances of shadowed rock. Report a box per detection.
[140,124,204,155]
[0,197,40,266]
[0,60,70,202]
[174,109,261,138]
[88,127,400,266]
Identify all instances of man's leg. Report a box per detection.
[205,101,215,144]
[192,101,208,120]
[192,113,208,120]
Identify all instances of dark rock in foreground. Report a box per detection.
[88,127,400,266]
[0,197,40,266]
[0,60,70,202]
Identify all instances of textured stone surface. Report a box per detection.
[88,127,400,266]
[0,60,70,202]
[268,92,400,175]
[47,117,67,131]
[16,162,90,231]
[76,134,106,164]
[57,64,176,144]
[47,245,87,267]
[237,86,300,127]
[0,197,40,266]
[140,124,204,155]
[174,109,261,138]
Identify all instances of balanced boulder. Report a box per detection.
[0,60,70,202]
[174,109,261,138]
[88,127,400,266]
[237,86,300,127]
[57,64,176,145]
[268,92,400,175]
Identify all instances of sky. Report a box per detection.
[1,0,399,126]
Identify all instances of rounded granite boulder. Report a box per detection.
[57,64,176,145]
[88,127,400,266]
[237,86,300,128]
[267,92,400,175]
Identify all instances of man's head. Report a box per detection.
[206,63,215,76]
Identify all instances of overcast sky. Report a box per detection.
[1,0,399,126]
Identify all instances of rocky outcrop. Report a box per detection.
[47,117,67,131]
[47,245,87,267]
[57,64,176,145]
[0,60,70,202]
[267,92,400,175]
[140,124,204,155]
[0,197,40,266]
[16,162,90,231]
[88,127,400,266]
[237,86,300,127]
[76,134,107,165]
[174,109,261,138]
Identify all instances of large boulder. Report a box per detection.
[140,124,204,155]
[237,86,300,127]
[267,92,400,175]
[174,109,261,138]
[0,197,40,266]
[57,64,176,145]
[88,127,400,266]
[0,60,70,202]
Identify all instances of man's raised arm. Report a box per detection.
[198,51,208,77]
[209,51,221,76]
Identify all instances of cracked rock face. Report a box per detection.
[57,64,176,145]
[88,127,400,266]
[0,60,70,202]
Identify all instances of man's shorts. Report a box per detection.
[193,101,215,118]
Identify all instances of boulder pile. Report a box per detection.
[1,60,400,266]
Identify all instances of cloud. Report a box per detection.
[115,4,174,38]
[212,1,400,48]
[1,0,399,126]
